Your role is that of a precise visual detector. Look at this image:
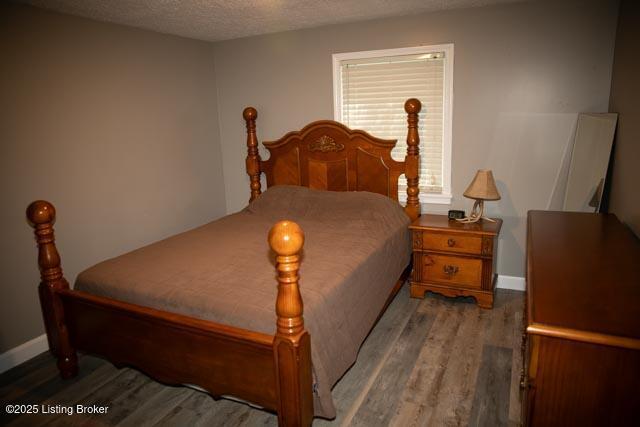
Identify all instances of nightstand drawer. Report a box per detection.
[422,232,483,255]
[422,254,482,288]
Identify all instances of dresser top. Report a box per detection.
[527,210,640,345]
[410,214,502,235]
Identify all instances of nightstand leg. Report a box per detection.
[410,283,426,299]
[476,294,494,309]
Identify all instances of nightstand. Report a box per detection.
[409,214,502,309]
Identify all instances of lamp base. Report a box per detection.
[456,200,495,223]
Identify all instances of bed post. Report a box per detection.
[268,221,313,427]
[404,98,422,221]
[26,201,78,379]
[243,106,262,202]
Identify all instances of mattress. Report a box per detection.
[75,185,411,418]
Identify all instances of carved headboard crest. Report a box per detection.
[309,135,345,153]
[243,99,422,220]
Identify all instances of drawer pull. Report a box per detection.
[447,238,456,247]
[443,265,459,276]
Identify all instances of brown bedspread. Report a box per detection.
[75,185,411,418]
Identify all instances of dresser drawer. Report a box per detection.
[422,254,482,288]
[422,232,483,255]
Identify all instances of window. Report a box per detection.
[333,45,453,204]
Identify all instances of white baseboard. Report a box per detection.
[496,275,526,291]
[0,334,48,375]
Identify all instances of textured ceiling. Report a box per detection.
[21,0,525,42]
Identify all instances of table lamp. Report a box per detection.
[457,169,501,223]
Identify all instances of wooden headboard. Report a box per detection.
[243,99,422,221]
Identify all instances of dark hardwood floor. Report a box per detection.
[1,285,524,426]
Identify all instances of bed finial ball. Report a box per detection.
[269,220,304,256]
[404,98,422,114]
[243,107,258,121]
[26,200,56,226]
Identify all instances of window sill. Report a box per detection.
[399,192,452,206]
[421,193,453,205]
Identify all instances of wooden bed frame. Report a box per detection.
[26,99,422,426]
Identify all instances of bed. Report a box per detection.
[26,98,423,426]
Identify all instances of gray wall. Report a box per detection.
[0,4,226,353]
[213,0,619,278]
[607,0,640,236]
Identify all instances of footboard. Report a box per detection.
[26,202,313,427]
[59,289,279,408]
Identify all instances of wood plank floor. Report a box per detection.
[1,285,524,426]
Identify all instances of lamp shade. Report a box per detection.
[463,169,501,201]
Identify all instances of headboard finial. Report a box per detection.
[404,98,422,114]
[243,107,257,121]
[27,200,56,226]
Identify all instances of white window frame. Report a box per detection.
[332,44,454,205]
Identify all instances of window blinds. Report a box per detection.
[339,52,445,195]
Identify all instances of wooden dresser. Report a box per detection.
[409,214,501,309]
[523,211,640,426]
